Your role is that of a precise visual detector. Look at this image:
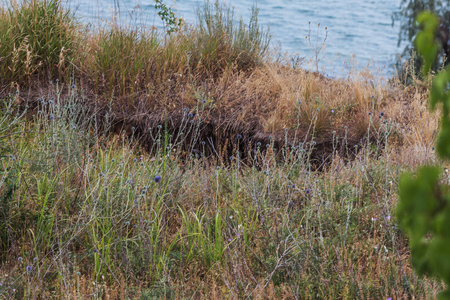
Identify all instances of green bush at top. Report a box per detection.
[0,0,79,85]
[397,11,450,299]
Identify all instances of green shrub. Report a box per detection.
[397,11,450,299]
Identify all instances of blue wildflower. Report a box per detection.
[154,176,162,183]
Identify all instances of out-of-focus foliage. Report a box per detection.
[392,0,449,74]
[398,12,450,300]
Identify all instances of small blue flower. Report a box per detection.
[26,265,32,273]
[201,141,206,145]
[71,84,76,89]
[256,142,261,147]
[188,113,193,118]
[305,189,311,194]
[380,112,385,117]
[236,134,242,139]
[18,257,23,262]
[154,176,162,183]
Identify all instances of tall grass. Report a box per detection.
[0,0,79,85]
[195,0,270,74]
[0,0,270,99]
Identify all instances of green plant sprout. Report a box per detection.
[154,0,183,34]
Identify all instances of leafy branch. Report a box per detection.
[154,0,183,34]
[397,11,450,299]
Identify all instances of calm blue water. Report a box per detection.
[3,0,404,77]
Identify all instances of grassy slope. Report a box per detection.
[0,0,445,298]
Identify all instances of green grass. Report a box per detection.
[0,0,79,85]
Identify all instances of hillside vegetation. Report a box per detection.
[0,0,444,298]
